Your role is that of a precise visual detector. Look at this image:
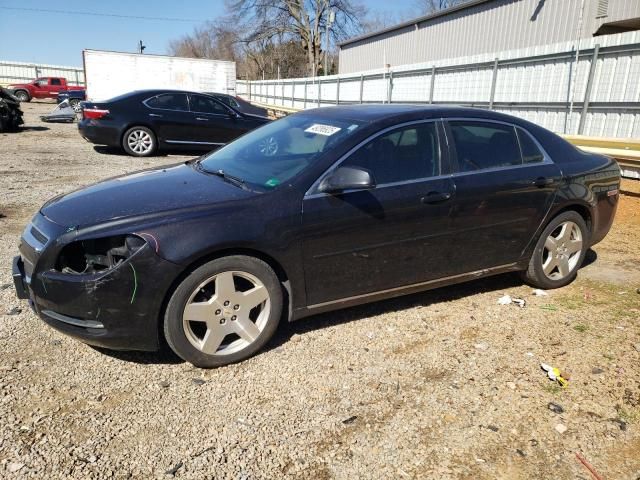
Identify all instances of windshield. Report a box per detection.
[198,114,364,191]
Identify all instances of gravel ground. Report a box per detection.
[1,102,639,479]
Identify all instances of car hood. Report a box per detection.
[40,162,255,227]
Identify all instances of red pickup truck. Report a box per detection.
[8,77,84,102]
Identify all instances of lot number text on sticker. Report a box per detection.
[304,124,342,136]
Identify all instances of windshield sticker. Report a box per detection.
[304,124,342,136]
[265,178,281,187]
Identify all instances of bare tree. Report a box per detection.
[168,22,240,61]
[226,0,365,76]
[414,0,470,14]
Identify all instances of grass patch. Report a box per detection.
[617,406,640,424]
[573,324,589,333]
[543,383,564,395]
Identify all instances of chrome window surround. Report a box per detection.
[305,119,443,199]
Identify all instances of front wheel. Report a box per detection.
[14,91,30,103]
[164,256,283,368]
[521,211,589,289]
[122,126,157,157]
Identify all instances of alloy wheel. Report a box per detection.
[258,136,278,156]
[541,221,583,280]
[70,100,82,113]
[127,129,153,155]
[182,270,271,356]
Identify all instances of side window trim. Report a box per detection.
[143,94,189,112]
[305,119,445,198]
[443,117,553,176]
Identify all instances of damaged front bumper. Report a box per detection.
[13,213,183,351]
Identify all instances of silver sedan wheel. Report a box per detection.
[182,271,271,356]
[542,221,583,280]
[127,129,154,155]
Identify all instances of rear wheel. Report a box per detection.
[122,126,157,157]
[164,256,282,368]
[14,90,30,103]
[69,99,82,113]
[521,211,589,289]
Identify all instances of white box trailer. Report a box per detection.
[82,49,236,101]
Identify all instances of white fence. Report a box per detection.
[0,60,84,87]
[238,31,640,139]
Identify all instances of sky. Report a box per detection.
[0,0,418,67]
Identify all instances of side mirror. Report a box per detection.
[318,166,376,194]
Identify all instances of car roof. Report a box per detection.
[130,89,214,97]
[297,104,526,125]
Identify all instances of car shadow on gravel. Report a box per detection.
[93,145,207,158]
[264,251,598,352]
[3,126,50,133]
[89,345,184,365]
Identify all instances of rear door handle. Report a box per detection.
[149,113,163,118]
[196,117,209,121]
[532,177,554,187]
[421,192,452,204]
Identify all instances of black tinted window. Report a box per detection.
[146,94,188,111]
[449,121,521,172]
[517,128,545,164]
[342,123,439,184]
[50,78,61,86]
[191,95,228,114]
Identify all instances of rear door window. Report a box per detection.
[50,78,62,86]
[448,121,522,172]
[145,94,189,111]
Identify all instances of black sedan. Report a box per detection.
[14,105,620,367]
[78,89,270,157]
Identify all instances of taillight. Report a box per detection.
[83,108,109,119]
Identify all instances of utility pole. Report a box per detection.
[138,40,146,54]
[324,9,335,76]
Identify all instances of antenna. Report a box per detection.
[138,40,146,54]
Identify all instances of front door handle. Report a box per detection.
[532,177,554,187]
[421,191,452,204]
[149,113,163,118]
[195,117,209,121]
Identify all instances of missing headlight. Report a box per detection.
[56,235,146,274]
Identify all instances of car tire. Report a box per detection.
[14,90,30,102]
[69,99,82,113]
[521,211,589,289]
[122,126,157,157]
[164,256,283,368]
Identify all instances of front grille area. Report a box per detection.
[30,226,48,244]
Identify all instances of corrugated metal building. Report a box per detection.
[338,0,640,74]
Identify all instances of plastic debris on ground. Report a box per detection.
[40,99,77,123]
[497,294,526,307]
[532,289,548,296]
[541,362,569,387]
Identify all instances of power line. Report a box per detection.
[0,6,200,23]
